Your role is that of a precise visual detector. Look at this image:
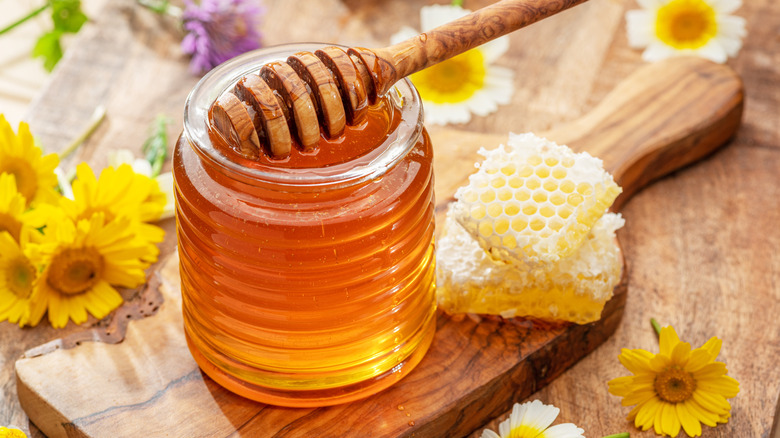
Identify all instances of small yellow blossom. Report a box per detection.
[0,115,59,206]
[390,4,514,126]
[626,0,746,63]
[609,325,740,437]
[34,213,157,328]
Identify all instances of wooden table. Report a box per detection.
[1,0,778,437]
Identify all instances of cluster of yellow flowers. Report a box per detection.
[0,115,166,328]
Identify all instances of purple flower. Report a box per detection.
[181,0,264,75]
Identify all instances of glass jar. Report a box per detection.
[174,44,436,407]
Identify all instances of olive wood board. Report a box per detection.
[15,57,742,438]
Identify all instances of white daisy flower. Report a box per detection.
[481,400,585,438]
[390,4,515,126]
[626,0,746,63]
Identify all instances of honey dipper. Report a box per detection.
[210,0,589,159]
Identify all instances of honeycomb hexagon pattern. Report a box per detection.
[451,133,622,266]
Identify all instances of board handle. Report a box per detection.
[542,57,744,211]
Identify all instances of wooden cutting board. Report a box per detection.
[13,57,742,438]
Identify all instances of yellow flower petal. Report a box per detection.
[661,401,681,436]
[659,325,681,356]
[676,402,703,437]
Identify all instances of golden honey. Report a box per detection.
[174,45,436,407]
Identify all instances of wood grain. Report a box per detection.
[2,0,779,437]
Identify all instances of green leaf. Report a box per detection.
[32,30,64,72]
[51,0,88,33]
[142,115,171,177]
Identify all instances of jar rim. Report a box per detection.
[183,43,424,189]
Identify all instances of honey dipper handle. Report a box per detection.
[351,0,589,96]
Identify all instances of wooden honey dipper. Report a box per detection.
[210,0,589,160]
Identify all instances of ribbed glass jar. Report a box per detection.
[174,44,436,407]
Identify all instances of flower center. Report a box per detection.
[47,247,104,295]
[0,213,22,242]
[508,425,545,438]
[5,256,36,299]
[654,366,697,403]
[656,0,717,49]
[0,161,38,205]
[410,49,486,104]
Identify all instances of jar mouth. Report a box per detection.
[183,43,424,189]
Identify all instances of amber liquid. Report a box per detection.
[174,95,436,407]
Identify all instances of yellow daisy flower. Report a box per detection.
[0,173,56,243]
[0,426,28,438]
[626,0,746,63]
[61,163,166,260]
[481,400,585,438]
[609,325,740,437]
[0,114,59,206]
[34,213,157,328]
[390,4,514,126]
[0,230,46,327]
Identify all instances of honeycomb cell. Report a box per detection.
[511,218,528,232]
[505,203,520,216]
[501,164,516,175]
[515,190,530,201]
[470,205,486,220]
[552,168,567,179]
[480,191,496,203]
[540,206,555,218]
[532,191,548,203]
[452,132,622,266]
[479,222,493,237]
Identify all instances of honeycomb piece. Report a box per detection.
[436,209,625,324]
[452,133,622,266]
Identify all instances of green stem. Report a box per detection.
[602,434,630,438]
[59,105,106,160]
[0,3,50,37]
[651,318,662,337]
[137,0,182,19]
[451,0,464,6]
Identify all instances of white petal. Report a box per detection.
[541,423,586,438]
[716,35,743,57]
[132,159,153,177]
[154,172,175,220]
[711,0,742,14]
[625,10,655,48]
[420,4,470,31]
[637,0,664,9]
[694,42,729,63]
[642,42,677,62]
[107,149,137,168]
[518,400,560,431]
[480,36,510,63]
[390,26,419,45]
[481,429,502,438]
[423,103,471,125]
[718,14,747,38]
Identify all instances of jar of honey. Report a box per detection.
[174,44,436,407]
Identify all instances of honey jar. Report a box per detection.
[174,44,436,407]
